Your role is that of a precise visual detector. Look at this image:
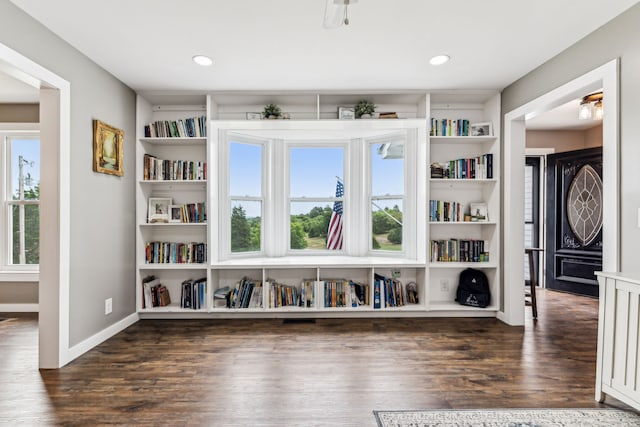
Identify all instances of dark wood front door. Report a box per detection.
[545,147,603,297]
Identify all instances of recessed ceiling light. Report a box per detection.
[192,55,213,66]
[429,55,450,66]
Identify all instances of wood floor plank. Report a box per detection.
[0,290,634,426]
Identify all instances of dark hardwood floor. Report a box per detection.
[0,289,632,426]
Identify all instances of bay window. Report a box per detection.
[213,121,425,263]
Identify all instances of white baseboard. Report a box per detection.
[0,303,38,312]
[63,312,139,365]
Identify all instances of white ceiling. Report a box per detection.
[526,98,603,131]
[8,0,640,95]
[2,0,637,132]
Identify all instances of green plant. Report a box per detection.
[354,99,375,118]
[263,103,281,118]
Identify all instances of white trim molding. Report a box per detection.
[502,59,619,326]
[0,303,38,312]
[65,313,139,362]
[0,41,72,368]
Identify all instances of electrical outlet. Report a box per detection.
[440,279,449,292]
[105,298,112,315]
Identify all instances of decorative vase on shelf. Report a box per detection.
[360,113,371,119]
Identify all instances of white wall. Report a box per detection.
[503,3,640,274]
[0,0,136,345]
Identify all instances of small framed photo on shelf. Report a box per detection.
[470,203,489,222]
[338,107,355,120]
[148,197,172,223]
[470,122,493,136]
[246,112,262,120]
[169,205,183,223]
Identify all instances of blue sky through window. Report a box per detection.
[10,138,40,197]
[229,139,404,217]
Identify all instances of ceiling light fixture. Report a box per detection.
[578,91,603,120]
[323,0,358,29]
[429,55,450,66]
[192,55,213,66]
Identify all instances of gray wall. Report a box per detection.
[502,3,640,274]
[0,0,136,345]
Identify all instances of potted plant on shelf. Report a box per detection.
[354,99,376,119]
[263,103,282,119]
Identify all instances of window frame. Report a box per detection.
[213,121,426,264]
[0,124,40,279]
[221,133,268,258]
[285,140,348,255]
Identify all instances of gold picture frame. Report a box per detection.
[93,119,124,176]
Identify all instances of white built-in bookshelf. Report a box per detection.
[135,91,500,318]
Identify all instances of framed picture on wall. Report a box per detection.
[93,119,124,176]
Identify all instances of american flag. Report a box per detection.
[327,179,344,250]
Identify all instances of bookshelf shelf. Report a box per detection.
[140,137,206,146]
[428,301,498,312]
[429,262,498,269]
[427,92,501,311]
[139,264,208,270]
[430,136,496,144]
[134,90,501,319]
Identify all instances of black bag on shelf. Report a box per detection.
[455,268,490,308]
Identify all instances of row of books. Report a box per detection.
[269,280,300,308]
[181,278,206,309]
[144,115,207,138]
[177,202,206,223]
[430,200,465,222]
[225,278,263,309]
[373,274,418,308]
[430,118,470,136]
[141,276,170,308]
[143,154,207,181]
[431,153,493,180]
[430,239,489,263]
[212,278,423,310]
[144,241,207,264]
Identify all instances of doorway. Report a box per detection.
[0,41,71,368]
[503,59,619,326]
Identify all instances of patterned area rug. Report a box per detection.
[374,408,640,426]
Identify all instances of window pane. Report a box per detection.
[9,138,40,200]
[371,142,403,196]
[230,200,261,253]
[290,147,344,198]
[371,199,402,251]
[230,142,262,197]
[290,201,342,251]
[524,164,533,222]
[10,204,40,264]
